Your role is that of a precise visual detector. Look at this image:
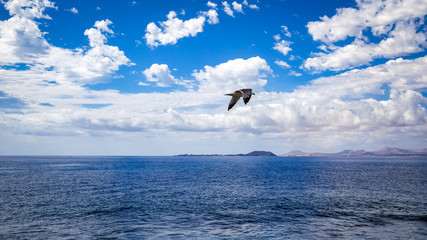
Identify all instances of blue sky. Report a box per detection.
[0,0,426,155]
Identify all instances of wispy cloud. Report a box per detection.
[281,25,291,37]
[275,59,290,68]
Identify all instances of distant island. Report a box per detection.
[176,147,427,157]
[175,147,427,157]
[176,151,276,157]
[283,147,427,157]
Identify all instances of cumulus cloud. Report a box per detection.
[232,1,244,13]
[242,0,258,10]
[273,34,292,56]
[3,0,56,19]
[1,55,427,152]
[222,1,234,17]
[93,19,113,33]
[307,0,427,43]
[0,0,55,65]
[247,4,258,10]
[143,63,193,87]
[220,57,427,142]
[193,56,272,93]
[0,56,274,136]
[144,1,258,47]
[0,0,132,85]
[145,11,211,47]
[143,64,177,87]
[188,56,426,139]
[205,9,219,24]
[207,1,217,8]
[305,0,427,72]
[68,7,78,14]
[0,0,426,154]
[222,0,257,17]
[57,20,131,83]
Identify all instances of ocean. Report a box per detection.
[0,156,426,239]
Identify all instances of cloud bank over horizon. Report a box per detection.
[0,0,426,155]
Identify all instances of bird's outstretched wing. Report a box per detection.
[228,95,241,111]
[241,89,253,104]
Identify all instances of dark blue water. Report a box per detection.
[0,156,426,239]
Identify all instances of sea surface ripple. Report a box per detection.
[0,156,426,239]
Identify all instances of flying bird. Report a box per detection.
[225,88,255,111]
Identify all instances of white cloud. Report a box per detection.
[1,53,426,154]
[275,59,290,68]
[93,19,114,33]
[273,36,292,56]
[145,11,208,47]
[281,25,291,37]
[4,0,56,19]
[248,4,259,10]
[137,81,150,86]
[242,0,259,10]
[222,1,234,17]
[193,56,272,93]
[304,39,373,72]
[207,1,217,8]
[304,20,426,71]
[232,1,244,13]
[0,15,49,65]
[143,63,193,87]
[222,1,256,16]
[0,56,274,136]
[1,0,426,154]
[305,0,427,72]
[68,7,78,14]
[289,70,302,77]
[144,1,259,47]
[205,9,219,24]
[0,0,132,84]
[0,0,57,65]
[143,64,175,86]
[307,0,427,43]
[305,56,427,98]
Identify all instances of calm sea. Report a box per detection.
[0,156,426,239]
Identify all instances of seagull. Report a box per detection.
[225,88,255,111]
